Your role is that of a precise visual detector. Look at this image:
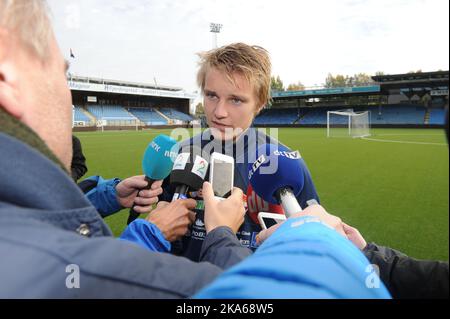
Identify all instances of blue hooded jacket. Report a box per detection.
[196,216,391,299]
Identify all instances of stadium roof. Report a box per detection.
[272,85,380,99]
[68,74,183,92]
[371,70,449,90]
[372,70,448,83]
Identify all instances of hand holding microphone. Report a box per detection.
[127,134,179,225]
[117,176,162,212]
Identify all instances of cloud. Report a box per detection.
[48,0,449,91]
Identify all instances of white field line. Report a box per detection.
[361,137,447,146]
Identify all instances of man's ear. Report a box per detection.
[0,28,23,119]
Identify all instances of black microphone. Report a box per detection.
[170,146,209,201]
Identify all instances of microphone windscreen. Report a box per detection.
[248,143,304,204]
[170,145,209,190]
[142,134,179,180]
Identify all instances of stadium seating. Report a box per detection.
[253,104,430,125]
[86,105,137,121]
[298,108,328,124]
[127,107,168,125]
[428,108,446,125]
[369,105,426,124]
[73,106,90,123]
[159,108,193,122]
[253,108,299,124]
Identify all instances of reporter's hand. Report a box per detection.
[202,182,245,234]
[343,222,367,250]
[256,204,346,245]
[146,199,197,242]
[116,176,163,213]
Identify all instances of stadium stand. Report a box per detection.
[254,104,433,126]
[253,108,299,125]
[127,107,168,125]
[159,108,193,122]
[369,105,426,124]
[428,108,446,125]
[298,108,328,125]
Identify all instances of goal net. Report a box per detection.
[327,110,371,138]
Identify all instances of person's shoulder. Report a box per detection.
[72,134,81,144]
[254,130,291,150]
[178,130,211,149]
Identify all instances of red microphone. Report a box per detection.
[246,184,285,226]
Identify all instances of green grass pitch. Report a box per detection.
[75,128,449,261]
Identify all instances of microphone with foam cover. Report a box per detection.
[127,134,179,224]
[247,143,304,218]
[170,145,209,201]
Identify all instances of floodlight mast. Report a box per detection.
[210,23,222,48]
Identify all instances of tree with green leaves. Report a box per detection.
[195,102,204,115]
[287,81,305,91]
[325,73,375,88]
[271,75,284,91]
[324,73,347,88]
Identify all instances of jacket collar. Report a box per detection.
[0,108,67,172]
[0,132,112,236]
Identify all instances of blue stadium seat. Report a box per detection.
[428,108,446,125]
[73,106,90,123]
[253,104,428,125]
[254,108,299,124]
[127,107,168,125]
[159,108,193,122]
[86,105,137,121]
[369,105,425,124]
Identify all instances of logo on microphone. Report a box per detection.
[173,152,189,170]
[164,150,178,160]
[191,156,208,179]
[248,154,266,180]
[150,141,161,152]
[195,219,205,227]
[274,150,301,159]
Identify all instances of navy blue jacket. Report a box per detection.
[0,132,250,298]
[160,128,320,261]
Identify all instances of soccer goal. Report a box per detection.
[327,110,371,138]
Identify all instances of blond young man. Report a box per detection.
[158,43,320,261]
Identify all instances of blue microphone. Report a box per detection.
[127,134,179,224]
[248,143,304,218]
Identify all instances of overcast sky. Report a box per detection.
[48,0,449,93]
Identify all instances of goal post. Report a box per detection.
[327,110,371,138]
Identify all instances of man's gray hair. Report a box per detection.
[0,0,52,58]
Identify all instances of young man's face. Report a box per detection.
[203,67,262,141]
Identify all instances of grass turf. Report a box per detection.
[75,127,449,261]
